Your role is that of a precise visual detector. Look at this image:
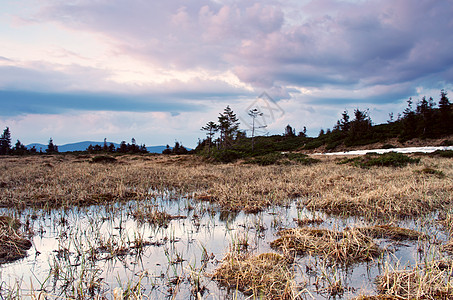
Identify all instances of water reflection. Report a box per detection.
[0,197,447,299]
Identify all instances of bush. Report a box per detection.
[326,141,342,150]
[286,153,320,165]
[211,149,243,163]
[91,155,117,163]
[415,167,445,177]
[247,153,281,166]
[340,152,420,168]
[430,150,453,158]
[246,152,320,166]
[304,140,324,150]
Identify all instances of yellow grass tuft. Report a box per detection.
[271,227,381,265]
[211,251,302,299]
[356,224,426,241]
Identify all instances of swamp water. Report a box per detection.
[0,194,449,299]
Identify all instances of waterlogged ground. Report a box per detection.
[0,154,452,299]
[1,195,450,299]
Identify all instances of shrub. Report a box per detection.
[91,155,117,163]
[247,152,281,165]
[211,149,243,163]
[340,152,420,168]
[415,167,445,177]
[304,140,324,150]
[430,150,453,158]
[246,152,319,166]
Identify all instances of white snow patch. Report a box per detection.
[313,146,453,156]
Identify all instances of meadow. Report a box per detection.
[0,153,452,299]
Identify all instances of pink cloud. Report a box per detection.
[7,0,453,105]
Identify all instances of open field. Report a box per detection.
[0,153,452,299]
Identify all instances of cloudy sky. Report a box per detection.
[1,0,452,147]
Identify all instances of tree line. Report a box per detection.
[195,90,452,161]
[0,130,150,155]
[0,128,59,155]
[86,138,148,154]
[310,89,452,149]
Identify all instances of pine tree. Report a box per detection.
[333,110,350,132]
[201,121,219,150]
[401,98,417,140]
[416,96,435,137]
[162,144,172,154]
[318,129,325,137]
[349,109,372,140]
[284,124,295,137]
[438,90,452,135]
[0,127,12,155]
[13,140,27,155]
[218,106,240,149]
[46,138,58,153]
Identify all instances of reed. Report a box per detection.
[373,259,453,299]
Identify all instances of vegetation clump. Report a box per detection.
[373,260,453,299]
[91,155,117,163]
[339,152,420,168]
[294,216,324,227]
[438,212,453,235]
[0,216,32,264]
[132,207,186,227]
[356,224,426,241]
[415,167,445,177]
[430,150,453,158]
[212,251,301,299]
[246,152,319,166]
[270,227,380,265]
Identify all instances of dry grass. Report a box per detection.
[356,224,426,241]
[441,238,453,255]
[270,227,381,265]
[0,154,452,219]
[438,212,453,235]
[294,216,324,227]
[0,215,32,264]
[372,260,453,299]
[131,206,186,227]
[354,296,404,299]
[211,251,302,299]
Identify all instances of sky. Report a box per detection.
[1,0,453,148]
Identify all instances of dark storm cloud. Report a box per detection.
[0,90,206,116]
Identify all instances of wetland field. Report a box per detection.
[0,153,453,299]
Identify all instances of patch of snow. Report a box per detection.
[313,146,453,156]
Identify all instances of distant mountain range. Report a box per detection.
[26,141,170,153]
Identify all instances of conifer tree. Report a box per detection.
[46,138,58,153]
[0,127,11,155]
[218,106,240,149]
[439,90,452,135]
[201,121,219,150]
[13,140,27,155]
